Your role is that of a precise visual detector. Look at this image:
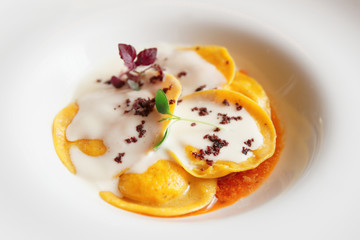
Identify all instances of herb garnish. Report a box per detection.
[110,44,163,90]
[154,89,223,149]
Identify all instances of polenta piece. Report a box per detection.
[100,160,216,217]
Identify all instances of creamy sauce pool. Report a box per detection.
[67,79,165,193]
[65,45,256,194]
[163,97,263,170]
[157,45,227,96]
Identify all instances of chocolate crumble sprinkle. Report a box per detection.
[191,134,229,165]
[217,113,242,124]
[124,98,155,117]
[222,99,230,106]
[244,138,254,147]
[114,152,125,163]
[195,85,206,92]
[235,103,243,111]
[125,137,138,144]
[242,147,250,155]
[136,121,146,138]
[177,71,187,78]
[191,107,209,116]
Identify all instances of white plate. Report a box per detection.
[1,0,359,239]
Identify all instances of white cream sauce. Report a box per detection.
[163,96,264,170]
[66,76,166,192]
[65,44,261,192]
[156,45,227,96]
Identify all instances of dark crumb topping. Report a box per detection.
[136,121,146,138]
[217,113,242,124]
[191,123,196,127]
[191,134,229,165]
[225,60,229,65]
[242,147,250,155]
[214,127,221,132]
[177,71,187,78]
[235,103,243,111]
[177,99,183,105]
[125,137,138,144]
[169,99,175,105]
[222,99,230,106]
[195,84,206,92]
[191,107,209,116]
[96,79,102,83]
[149,65,164,84]
[206,160,214,166]
[244,138,254,147]
[125,99,131,107]
[124,98,155,117]
[114,152,125,163]
[149,75,163,83]
[195,46,200,50]
[162,84,173,94]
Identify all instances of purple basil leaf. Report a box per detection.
[118,44,137,69]
[110,76,125,88]
[135,48,157,66]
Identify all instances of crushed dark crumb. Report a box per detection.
[191,123,196,127]
[195,85,206,92]
[242,147,251,155]
[222,99,230,106]
[177,99,183,105]
[191,134,229,164]
[244,138,254,147]
[149,75,163,83]
[206,160,214,166]
[96,79,102,83]
[225,60,229,65]
[162,84,173,94]
[217,113,242,124]
[195,46,200,50]
[114,152,125,163]
[124,98,155,117]
[177,71,187,78]
[191,107,209,116]
[125,137,138,144]
[214,127,221,132]
[169,99,175,105]
[136,121,146,138]
[149,65,164,83]
[235,103,243,111]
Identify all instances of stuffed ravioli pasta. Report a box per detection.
[52,43,282,217]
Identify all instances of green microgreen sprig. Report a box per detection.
[153,89,223,149]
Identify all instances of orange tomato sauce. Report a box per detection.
[184,106,284,217]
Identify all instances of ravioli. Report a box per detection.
[52,73,182,175]
[167,89,276,178]
[157,45,235,96]
[226,71,271,116]
[100,160,216,217]
[183,45,236,83]
[52,43,281,217]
